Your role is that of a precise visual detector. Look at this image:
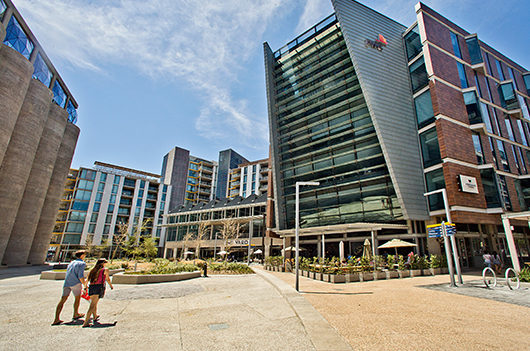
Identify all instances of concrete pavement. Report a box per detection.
[0,266,349,351]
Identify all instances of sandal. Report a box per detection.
[51,320,63,326]
[73,313,85,320]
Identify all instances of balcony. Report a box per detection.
[498,82,519,110]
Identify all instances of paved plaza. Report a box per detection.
[1,266,529,351]
[263,268,530,351]
[0,266,349,351]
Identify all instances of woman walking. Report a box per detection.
[82,258,114,327]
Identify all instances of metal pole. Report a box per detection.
[321,234,325,259]
[247,220,253,265]
[502,216,521,271]
[214,233,218,258]
[442,221,456,287]
[441,189,463,284]
[295,183,300,292]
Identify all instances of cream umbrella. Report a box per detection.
[378,239,417,256]
[362,239,372,259]
[253,249,263,255]
[339,241,345,262]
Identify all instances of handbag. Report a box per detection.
[81,288,90,301]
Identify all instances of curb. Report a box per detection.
[254,267,353,351]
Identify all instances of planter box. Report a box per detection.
[441,267,449,274]
[398,270,409,278]
[322,273,331,282]
[112,271,201,284]
[386,271,399,279]
[422,269,432,276]
[410,269,422,277]
[431,268,442,275]
[373,271,386,280]
[314,272,323,281]
[346,272,360,283]
[330,274,346,283]
[40,268,124,280]
[360,272,373,281]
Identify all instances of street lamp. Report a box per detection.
[295,181,320,292]
[424,188,463,286]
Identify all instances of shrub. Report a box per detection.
[207,262,254,274]
[360,256,372,272]
[519,266,530,282]
[429,254,442,269]
[387,255,396,270]
[397,255,405,270]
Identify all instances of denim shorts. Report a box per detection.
[88,284,106,298]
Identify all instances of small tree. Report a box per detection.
[195,222,209,259]
[111,222,130,262]
[181,231,195,260]
[140,237,158,261]
[220,217,240,261]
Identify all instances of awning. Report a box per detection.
[276,222,408,237]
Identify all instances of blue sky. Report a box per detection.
[14,0,530,175]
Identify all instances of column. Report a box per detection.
[0,44,33,167]
[3,103,67,265]
[0,80,52,264]
[27,122,80,264]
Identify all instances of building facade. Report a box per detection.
[163,193,282,259]
[264,0,530,265]
[50,162,171,260]
[216,148,248,200]
[161,146,217,210]
[227,158,269,199]
[0,0,80,266]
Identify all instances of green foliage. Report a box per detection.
[374,255,385,270]
[360,256,372,272]
[429,254,442,269]
[208,262,254,274]
[519,266,530,282]
[386,255,396,270]
[140,237,158,260]
[397,255,406,271]
[126,259,199,275]
[418,256,429,269]
[265,256,284,267]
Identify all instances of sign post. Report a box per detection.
[427,222,456,287]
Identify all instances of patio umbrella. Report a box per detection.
[362,239,372,259]
[183,251,194,256]
[217,250,227,255]
[253,249,263,255]
[378,239,417,256]
[339,241,345,262]
[282,246,306,252]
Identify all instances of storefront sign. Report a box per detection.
[364,34,388,51]
[458,175,479,194]
[228,239,249,246]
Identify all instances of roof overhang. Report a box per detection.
[276,222,408,237]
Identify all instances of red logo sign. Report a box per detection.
[365,34,388,51]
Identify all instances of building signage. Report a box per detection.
[364,34,388,51]
[427,223,456,238]
[458,175,479,194]
[228,239,249,246]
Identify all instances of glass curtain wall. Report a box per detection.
[271,22,402,229]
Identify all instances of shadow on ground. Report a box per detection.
[0,265,50,280]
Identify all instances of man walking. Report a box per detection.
[52,250,88,325]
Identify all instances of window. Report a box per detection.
[404,25,422,60]
[409,57,429,92]
[69,211,86,222]
[66,100,77,124]
[88,224,96,234]
[463,91,482,125]
[484,52,494,75]
[517,95,530,120]
[3,16,34,59]
[419,128,441,167]
[32,53,52,87]
[480,169,501,208]
[524,74,530,95]
[105,214,113,223]
[495,59,505,81]
[114,175,121,184]
[485,77,494,102]
[95,192,103,202]
[496,140,510,172]
[425,168,445,211]
[465,36,483,65]
[0,0,6,21]
[74,190,91,201]
[508,67,519,90]
[497,175,512,210]
[490,108,501,136]
[66,222,83,233]
[414,90,435,128]
[112,184,119,194]
[450,32,462,59]
[98,182,105,192]
[516,119,528,146]
[512,146,522,174]
[100,173,107,182]
[489,138,498,169]
[472,133,484,165]
[456,62,468,88]
[498,83,518,110]
[107,204,114,213]
[103,225,110,235]
[90,213,98,222]
[505,118,515,141]
[473,72,483,97]
[518,147,527,173]
[93,202,100,212]
[52,81,66,108]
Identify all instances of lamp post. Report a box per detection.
[213,232,220,258]
[424,188,462,286]
[295,181,320,292]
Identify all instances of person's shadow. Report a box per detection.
[62,320,117,328]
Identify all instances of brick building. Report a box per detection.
[264,0,529,267]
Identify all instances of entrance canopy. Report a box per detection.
[501,211,530,272]
[276,222,408,238]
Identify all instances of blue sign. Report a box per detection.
[427,223,456,237]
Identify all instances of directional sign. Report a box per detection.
[427,223,456,237]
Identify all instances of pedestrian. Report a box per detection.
[52,250,87,325]
[82,258,114,327]
[492,251,501,274]
[483,251,492,268]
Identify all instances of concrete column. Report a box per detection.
[0,45,34,167]
[27,122,79,264]
[0,80,53,264]
[3,104,67,265]
[0,21,6,42]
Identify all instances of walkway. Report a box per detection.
[263,268,530,350]
[0,267,349,351]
